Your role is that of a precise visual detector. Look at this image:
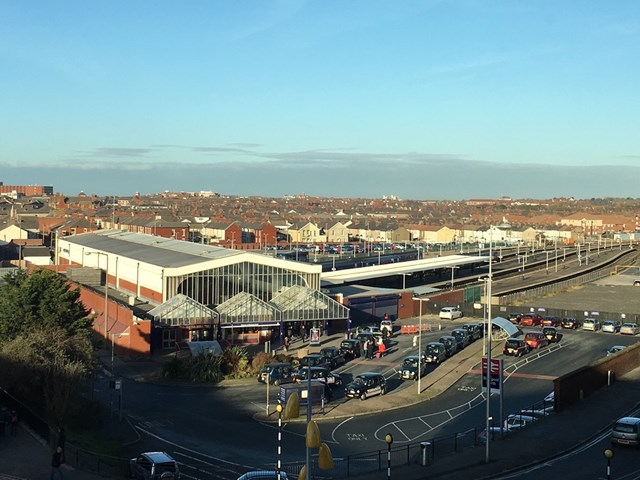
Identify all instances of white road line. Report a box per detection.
[331,417,354,443]
[419,417,431,428]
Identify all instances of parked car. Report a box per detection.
[561,317,581,329]
[620,322,639,335]
[319,346,346,369]
[462,323,482,341]
[477,426,515,444]
[503,338,531,357]
[602,320,622,333]
[519,314,543,327]
[237,471,289,480]
[542,316,559,327]
[606,345,626,356]
[439,306,463,320]
[439,335,460,357]
[542,326,559,343]
[451,328,472,349]
[298,354,332,371]
[398,355,427,381]
[634,280,640,286]
[294,366,342,386]
[344,372,387,400]
[380,320,393,336]
[582,318,601,332]
[504,414,537,430]
[258,363,296,386]
[611,416,640,446]
[129,452,180,479]
[339,339,362,359]
[524,331,549,349]
[508,313,523,324]
[423,342,448,364]
[356,325,383,336]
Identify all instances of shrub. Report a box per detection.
[188,353,224,383]
[220,345,249,376]
[162,356,188,380]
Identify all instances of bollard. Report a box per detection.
[420,441,431,466]
[413,336,417,348]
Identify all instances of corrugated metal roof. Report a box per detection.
[64,230,243,268]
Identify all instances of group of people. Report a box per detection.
[362,337,387,359]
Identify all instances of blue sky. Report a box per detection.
[1,0,639,199]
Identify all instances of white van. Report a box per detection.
[439,306,463,320]
[611,417,640,446]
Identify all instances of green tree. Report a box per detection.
[0,269,92,343]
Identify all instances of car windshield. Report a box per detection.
[452,331,462,338]
[505,340,521,348]
[341,341,352,348]
[403,358,418,368]
[623,323,635,328]
[524,333,537,339]
[155,463,177,474]
[353,377,367,385]
[425,344,440,353]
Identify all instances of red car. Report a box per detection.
[520,314,543,327]
[524,331,549,349]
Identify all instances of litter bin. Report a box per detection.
[420,441,431,466]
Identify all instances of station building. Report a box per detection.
[56,230,349,356]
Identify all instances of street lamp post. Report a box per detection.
[449,266,459,290]
[413,297,429,394]
[385,433,393,480]
[86,252,109,352]
[485,228,493,464]
[603,448,614,480]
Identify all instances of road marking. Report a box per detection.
[331,417,354,443]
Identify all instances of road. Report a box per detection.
[92,322,640,479]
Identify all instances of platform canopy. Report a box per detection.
[490,316,520,338]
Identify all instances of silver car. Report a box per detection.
[582,318,601,331]
[620,323,639,335]
[129,452,180,479]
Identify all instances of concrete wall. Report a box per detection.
[554,342,640,411]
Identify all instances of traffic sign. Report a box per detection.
[481,357,503,394]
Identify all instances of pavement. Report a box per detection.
[2,317,640,479]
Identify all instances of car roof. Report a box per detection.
[357,372,383,378]
[141,452,175,463]
[615,416,640,425]
[238,470,290,480]
[426,341,445,346]
[506,337,524,342]
[403,355,420,360]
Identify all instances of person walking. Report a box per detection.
[283,336,290,352]
[366,338,374,360]
[300,324,307,342]
[9,410,17,437]
[50,446,64,480]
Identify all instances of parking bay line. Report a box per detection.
[468,369,556,381]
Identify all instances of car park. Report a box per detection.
[542,316,559,327]
[560,317,580,329]
[582,318,601,332]
[524,331,549,349]
[503,338,531,357]
[294,366,342,386]
[129,452,180,479]
[519,314,543,327]
[398,355,427,381]
[319,346,346,369]
[423,342,448,364]
[451,328,472,349]
[620,322,639,335]
[542,326,559,343]
[237,471,289,480]
[438,335,460,357]
[258,363,296,386]
[298,354,332,371]
[611,416,640,446]
[439,306,463,320]
[606,345,626,356]
[344,372,387,400]
[602,320,621,333]
[339,339,362,359]
[462,323,483,341]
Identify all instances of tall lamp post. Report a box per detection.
[86,252,110,352]
[413,297,429,394]
[484,230,493,464]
